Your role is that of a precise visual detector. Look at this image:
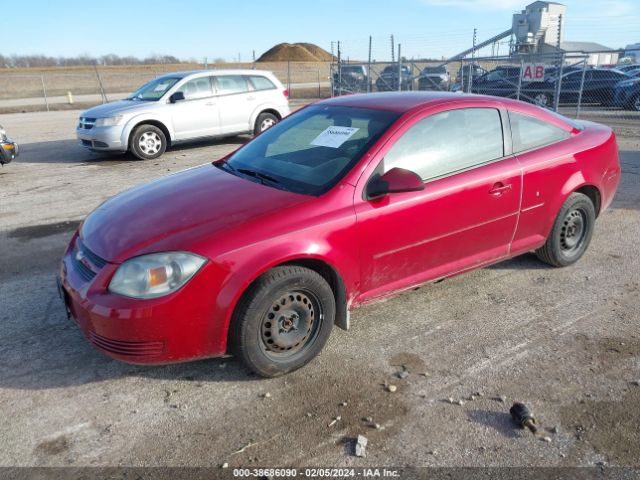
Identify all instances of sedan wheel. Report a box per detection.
[534,93,552,107]
[130,124,167,160]
[229,266,335,377]
[535,192,595,267]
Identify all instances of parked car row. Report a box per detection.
[331,62,640,111]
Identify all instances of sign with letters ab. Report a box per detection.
[521,63,546,81]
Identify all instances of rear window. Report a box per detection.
[248,75,276,91]
[214,75,248,95]
[509,111,571,153]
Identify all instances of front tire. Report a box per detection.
[130,124,167,160]
[535,192,596,267]
[229,266,335,377]
[254,112,278,136]
[533,92,552,108]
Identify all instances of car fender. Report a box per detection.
[120,112,175,147]
[249,102,287,128]
[208,238,359,354]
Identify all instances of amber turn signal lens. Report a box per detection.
[148,267,168,287]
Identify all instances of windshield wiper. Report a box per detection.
[237,168,281,185]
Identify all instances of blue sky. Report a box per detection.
[3,0,639,61]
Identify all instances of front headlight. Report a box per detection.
[95,116,124,127]
[109,252,206,299]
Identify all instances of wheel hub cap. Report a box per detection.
[261,291,317,355]
[560,209,585,251]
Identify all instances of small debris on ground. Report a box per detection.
[306,412,312,417]
[510,402,538,434]
[395,370,409,380]
[339,401,348,407]
[221,462,229,469]
[541,436,552,443]
[448,397,455,404]
[455,399,465,406]
[632,379,640,386]
[497,395,507,403]
[550,426,559,434]
[261,392,271,399]
[328,416,341,427]
[387,385,397,393]
[363,416,373,423]
[354,435,368,457]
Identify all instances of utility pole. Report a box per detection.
[367,36,372,93]
[390,35,395,63]
[397,44,402,91]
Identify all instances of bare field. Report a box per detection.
[1,108,640,471]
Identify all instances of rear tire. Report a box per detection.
[130,124,167,160]
[535,192,595,267]
[229,266,335,377]
[533,92,552,108]
[254,112,279,136]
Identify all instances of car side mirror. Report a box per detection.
[367,167,425,199]
[169,91,185,103]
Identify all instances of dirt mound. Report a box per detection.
[257,43,334,62]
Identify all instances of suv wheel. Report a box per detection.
[533,92,552,108]
[254,113,278,136]
[130,124,167,160]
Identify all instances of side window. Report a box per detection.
[214,75,249,95]
[509,111,570,153]
[248,75,276,91]
[179,77,213,100]
[383,108,504,180]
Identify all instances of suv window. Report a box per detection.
[383,108,504,181]
[180,77,213,100]
[214,75,249,95]
[509,111,570,153]
[248,75,276,91]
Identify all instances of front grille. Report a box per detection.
[89,332,164,358]
[70,238,107,282]
[78,117,96,130]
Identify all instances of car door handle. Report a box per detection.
[246,96,256,101]
[205,102,216,106]
[489,182,512,196]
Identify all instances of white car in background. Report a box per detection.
[76,70,290,160]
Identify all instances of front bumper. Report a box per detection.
[76,125,126,152]
[0,138,19,164]
[59,233,227,364]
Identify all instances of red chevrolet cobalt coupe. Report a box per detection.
[59,92,620,377]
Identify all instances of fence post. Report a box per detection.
[287,60,291,99]
[337,41,342,96]
[397,44,402,92]
[93,64,108,103]
[367,36,372,93]
[40,75,50,112]
[576,58,588,119]
[553,52,564,112]
[516,59,524,100]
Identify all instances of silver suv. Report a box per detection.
[77,70,290,160]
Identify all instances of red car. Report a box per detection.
[59,92,620,377]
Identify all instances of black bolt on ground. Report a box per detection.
[510,402,538,433]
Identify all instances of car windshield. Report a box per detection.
[220,105,401,196]
[423,67,446,74]
[128,76,182,101]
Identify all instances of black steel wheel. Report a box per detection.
[229,266,335,377]
[535,192,596,267]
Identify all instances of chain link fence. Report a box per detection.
[330,35,640,123]
[0,62,333,113]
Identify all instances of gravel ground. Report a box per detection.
[0,106,639,472]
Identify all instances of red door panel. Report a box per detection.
[355,156,522,302]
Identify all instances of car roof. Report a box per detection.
[315,92,578,129]
[317,91,511,112]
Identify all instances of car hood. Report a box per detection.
[81,99,153,118]
[81,164,310,263]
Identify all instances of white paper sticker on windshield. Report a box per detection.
[310,126,359,148]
